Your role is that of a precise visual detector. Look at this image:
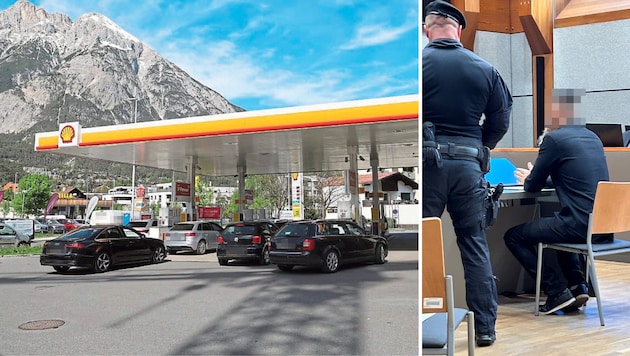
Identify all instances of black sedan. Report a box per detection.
[269,219,388,273]
[40,225,167,273]
[216,220,279,265]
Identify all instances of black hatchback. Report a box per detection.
[216,221,279,265]
[270,219,388,273]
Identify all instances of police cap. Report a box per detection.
[424,0,466,29]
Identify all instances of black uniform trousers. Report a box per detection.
[423,157,498,335]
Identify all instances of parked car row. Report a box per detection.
[35,218,84,234]
[38,218,388,274]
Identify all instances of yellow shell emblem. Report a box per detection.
[60,125,75,143]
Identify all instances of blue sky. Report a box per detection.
[0,0,418,110]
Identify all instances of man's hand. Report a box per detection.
[514,162,534,184]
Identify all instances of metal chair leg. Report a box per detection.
[467,311,475,356]
[534,242,544,316]
[587,253,605,326]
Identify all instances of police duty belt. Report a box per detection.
[437,143,483,162]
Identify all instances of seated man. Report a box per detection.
[504,89,611,315]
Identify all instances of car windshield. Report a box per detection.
[171,223,195,231]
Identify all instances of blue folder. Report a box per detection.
[486,158,519,186]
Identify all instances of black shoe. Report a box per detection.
[562,284,589,313]
[476,334,496,347]
[539,288,576,315]
[570,283,589,308]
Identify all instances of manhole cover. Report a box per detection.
[18,320,65,330]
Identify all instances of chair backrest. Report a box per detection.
[591,181,630,234]
[422,217,447,313]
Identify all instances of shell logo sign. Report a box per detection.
[58,122,81,147]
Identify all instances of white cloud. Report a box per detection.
[341,11,417,51]
[163,39,415,109]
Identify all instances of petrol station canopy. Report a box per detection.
[34,95,419,176]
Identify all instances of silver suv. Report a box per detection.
[164,221,223,255]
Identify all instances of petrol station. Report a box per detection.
[34,94,419,234]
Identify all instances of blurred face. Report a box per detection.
[548,98,583,130]
[549,102,572,129]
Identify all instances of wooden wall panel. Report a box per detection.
[509,0,525,33]
[477,0,523,33]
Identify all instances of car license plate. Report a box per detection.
[48,244,65,254]
[227,246,247,255]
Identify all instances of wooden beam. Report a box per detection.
[556,0,630,28]
[519,0,553,55]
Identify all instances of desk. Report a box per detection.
[440,188,556,308]
[500,187,555,201]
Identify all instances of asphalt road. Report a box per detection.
[0,249,418,355]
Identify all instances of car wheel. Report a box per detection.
[196,240,207,255]
[93,252,112,272]
[168,249,177,255]
[277,264,294,271]
[53,266,70,273]
[259,248,270,265]
[218,258,228,266]
[17,241,30,247]
[375,243,387,264]
[321,250,340,273]
[152,246,166,263]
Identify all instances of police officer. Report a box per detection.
[422,0,512,347]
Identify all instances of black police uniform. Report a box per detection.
[504,126,610,299]
[422,26,512,341]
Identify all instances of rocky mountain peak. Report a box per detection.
[0,0,243,135]
[0,0,71,35]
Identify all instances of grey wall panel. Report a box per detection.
[496,96,534,148]
[582,91,630,126]
[555,20,630,129]
[508,33,533,97]
[554,19,630,91]
[474,31,513,87]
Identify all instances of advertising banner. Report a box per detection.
[198,206,221,219]
[44,193,59,216]
[85,196,99,222]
